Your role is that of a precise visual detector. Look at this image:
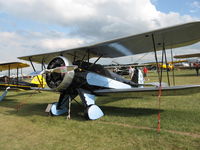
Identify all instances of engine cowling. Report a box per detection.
[46,56,75,91]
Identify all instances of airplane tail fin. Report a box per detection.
[0,87,10,102]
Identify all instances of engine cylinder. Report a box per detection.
[46,56,74,91]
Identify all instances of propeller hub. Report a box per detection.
[46,56,75,91]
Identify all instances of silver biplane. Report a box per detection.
[19,21,200,120]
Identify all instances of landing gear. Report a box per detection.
[47,89,104,120]
[66,96,72,120]
[84,104,104,120]
[50,102,68,116]
[78,89,104,120]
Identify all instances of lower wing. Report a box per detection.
[93,85,200,97]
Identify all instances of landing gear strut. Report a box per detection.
[78,88,104,120]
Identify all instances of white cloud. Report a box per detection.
[192,1,200,9]
[0,32,26,62]
[40,38,84,50]
[0,30,85,62]
[190,1,200,13]
[0,0,197,37]
[0,0,199,65]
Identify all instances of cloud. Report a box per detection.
[192,1,200,8]
[0,0,199,66]
[40,38,84,50]
[0,0,197,38]
[190,1,200,13]
[0,30,85,62]
[0,32,26,62]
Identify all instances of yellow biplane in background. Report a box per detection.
[0,62,46,90]
[154,60,188,70]
[174,53,200,76]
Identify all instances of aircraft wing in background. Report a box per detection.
[174,53,200,59]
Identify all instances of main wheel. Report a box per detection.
[50,102,68,116]
[84,104,104,120]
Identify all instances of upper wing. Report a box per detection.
[174,53,200,58]
[19,21,200,64]
[0,62,29,71]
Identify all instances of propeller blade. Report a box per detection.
[50,65,78,73]
[30,65,78,76]
[29,71,44,76]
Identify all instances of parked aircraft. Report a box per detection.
[105,59,187,76]
[0,62,46,90]
[174,53,200,75]
[18,21,200,120]
[147,60,188,70]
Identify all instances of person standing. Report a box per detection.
[193,62,200,76]
[138,68,144,87]
[143,66,149,81]
[131,67,144,87]
[129,66,135,79]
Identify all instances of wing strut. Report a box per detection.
[151,34,162,85]
[89,55,103,69]
[29,57,43,88]
[8,64,10,85]
[41,58,46,88]
[41,58,46,69]
[171,49,175,86]
[87,49,90,63]
[16,67,19,86]
[163,43,171,86]
[79,54,87,66]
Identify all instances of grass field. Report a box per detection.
[0,69,200,150]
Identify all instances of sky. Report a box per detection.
[0,0,200,73]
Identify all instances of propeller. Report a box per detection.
[30,65,78,76]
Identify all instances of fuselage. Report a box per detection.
[45,56,135,93]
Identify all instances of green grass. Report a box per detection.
[0,69,200,150]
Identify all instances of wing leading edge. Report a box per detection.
[19,21,200,64]
[93,85,200,97]
[0,62,29,71]
[174,53,200,59]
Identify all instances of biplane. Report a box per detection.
[18,21,200,120]
[174,53,200,75]
[144,60,188,70]
[0,62,46,90]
